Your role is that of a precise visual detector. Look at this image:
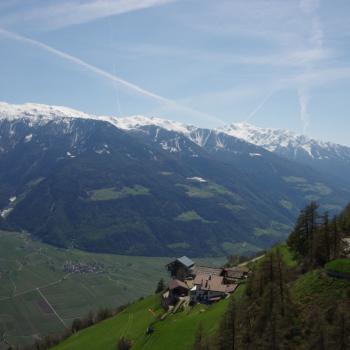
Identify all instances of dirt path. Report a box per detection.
[0,273,71,301]
[36,288,67,329]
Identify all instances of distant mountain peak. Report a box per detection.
[219,122,342,160]
[113,115,196,135]
[0,101,197,136]
[1,101,350,162]
[0,101,92,122]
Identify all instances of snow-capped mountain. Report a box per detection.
[0,101,349,257]
[220,122,350,187]
[1,102,350,169]
[221,122,350,161]
[0,101,192,133]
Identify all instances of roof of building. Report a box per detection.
[177,256,195,268]
[168,279,189,291]
[194,273,236,293]
[225,284,238,293]
[192,265,223,276]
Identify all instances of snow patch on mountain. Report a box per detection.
[187,176,207,183]
[2,102,350,163]
[219,122,350,161]
[0,102,196,138]
[113,115,194,136]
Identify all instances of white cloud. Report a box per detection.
[0,27,223,126]
[0,0,176,30]
[118,44,333,68]
[298,87,310,134]
[0,28,168,103]
[311,17,323,48]
[245,90,277,123]
[299,0,319,14]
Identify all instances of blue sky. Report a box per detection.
[0,0,350,145]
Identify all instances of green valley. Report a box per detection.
[27,202,350,350]
[0,230,225,348]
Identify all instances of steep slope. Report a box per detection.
[41,248,350,350]
[51,294,230,350]
[221,122,350,187]
[0,102,349,256]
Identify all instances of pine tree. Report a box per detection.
[193,323,204,350]
[330,216,343,260]
[323,212,331,263]
[155,278,165,293]
[216,299,237,350]
[288,202,320,267]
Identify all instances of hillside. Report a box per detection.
[0,230,226,348]
[52,294,230,350]
[33,245,350,350]
[43,202,350,350]
[1,102,350,256]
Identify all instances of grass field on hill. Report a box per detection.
[53,294,230,350]
[291,269,350,305]
[0,231,225,348]
[325,259,350,275]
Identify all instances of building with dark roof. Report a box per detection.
[163,256,246,306]
[166,256,195,280]
[191,273,237,303]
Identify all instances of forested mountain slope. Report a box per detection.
[1,102,349,256]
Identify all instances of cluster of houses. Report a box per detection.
[162,256,249,308]
[63,261,104,274]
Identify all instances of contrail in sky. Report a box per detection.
[298,87,310,134]
[0,28,168,102]
[244,90,276,123]
[0,28,223,125]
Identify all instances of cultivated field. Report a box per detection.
[0,231,225,348]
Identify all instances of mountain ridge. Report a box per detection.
[2,101,349,155]
[0,101,349,256]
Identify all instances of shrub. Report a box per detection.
[117,336,132,350]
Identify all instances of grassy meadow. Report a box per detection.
[53,294,230,350]
[0,230,225,348]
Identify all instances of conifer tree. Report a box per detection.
[216,299,237,350]
[155,278,165,293]
[193,323,204,350]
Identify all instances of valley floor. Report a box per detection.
[0,230,225,348]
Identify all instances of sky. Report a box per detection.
[0,0,350,145]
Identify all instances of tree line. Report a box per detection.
[288,202,348,269]
[194,202,350,350]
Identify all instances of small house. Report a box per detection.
[191,265,223,277]
[162,279,189,308]
[166,256,194,281]
[191,273,237,303]
[222,266,249,284]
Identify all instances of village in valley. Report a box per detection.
[161,256,250,312]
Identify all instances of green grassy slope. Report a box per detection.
[325,259,350,274]
[0,230,225,347]
[53,294,230,350]
[45,244,350,350]
[291,269,350,305]
[272,244,298,267]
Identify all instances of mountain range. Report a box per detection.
[0,102,349,256]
